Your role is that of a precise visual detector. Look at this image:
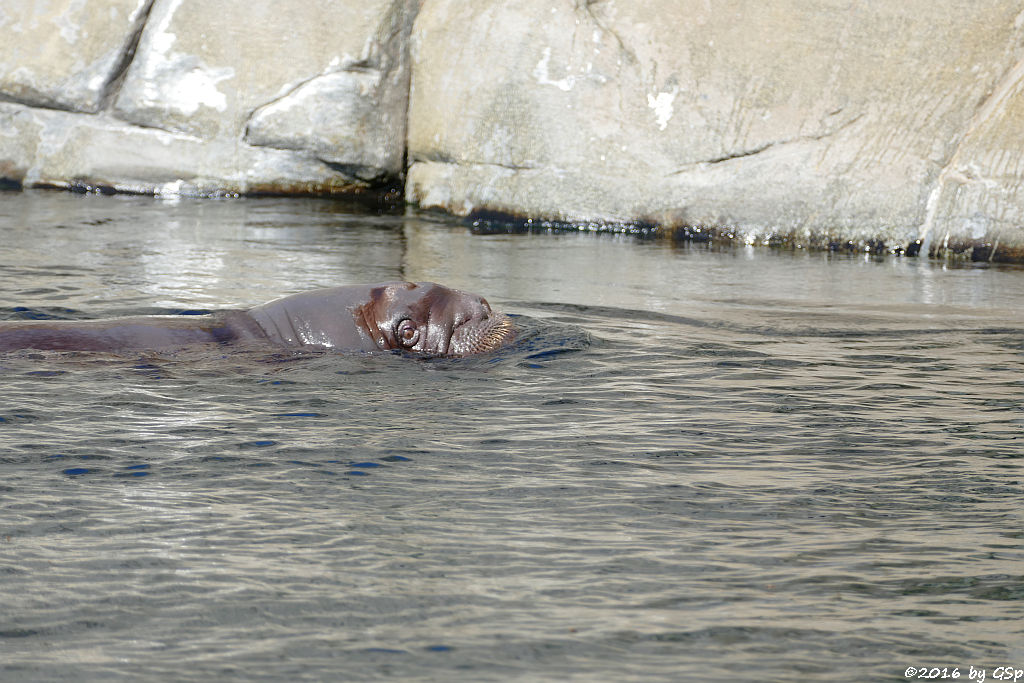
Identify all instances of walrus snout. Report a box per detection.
[472,296,495,323]
[448,305,515,356]
[447,290,493,325]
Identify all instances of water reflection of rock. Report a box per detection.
[3,0,1024,260]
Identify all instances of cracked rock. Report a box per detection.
[111,0,406,143]
[1,0,417,193]
[245,68,404,179]
[407,0,1024,252]
[0,0,151,113]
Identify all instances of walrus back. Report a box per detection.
[0,324,115,351]
[0,314,256,352]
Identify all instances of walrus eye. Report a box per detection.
[395,319,419,347]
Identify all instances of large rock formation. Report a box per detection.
[0,0,417,196]
[2,0,1024,259]
[406,0,1024,258]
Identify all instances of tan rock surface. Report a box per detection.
[406,0,1024,256]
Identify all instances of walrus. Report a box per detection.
[0,282,515,356]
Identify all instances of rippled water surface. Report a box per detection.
[2,192,1023,682]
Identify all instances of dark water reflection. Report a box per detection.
[1,192,1023,681]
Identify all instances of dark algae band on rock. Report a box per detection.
[0,282,515,357]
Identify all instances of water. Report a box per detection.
[1,191,1023,682]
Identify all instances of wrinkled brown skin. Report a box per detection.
[0,282,514,356]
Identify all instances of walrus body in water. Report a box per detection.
[0,282,515,357]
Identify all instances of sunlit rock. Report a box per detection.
[244,68,404,182]
[0,0,151,113]
[406,0,1024,255]
[918,58,1024,259]
[0,0,415,193]
[4,0,1024,259]
[111,0,413,184]
[0,101,369,196]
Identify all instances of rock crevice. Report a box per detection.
[1,0,420,195]
[97,0,157,110]
[668,112,866,171]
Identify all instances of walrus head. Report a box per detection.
[247,282,514,357]
[354,282,514,356]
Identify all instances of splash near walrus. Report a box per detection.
[0,282,515,356]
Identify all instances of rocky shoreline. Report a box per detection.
[3,0,1024,261]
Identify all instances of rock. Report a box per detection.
[406,0,1024,255]
[0,0,416,193]
[244,68,401,182]
[0,101,363,195]
[111,0,414,183]
[920,59,1024,259]
[4,0,1024,260]
[0,0,152,113]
